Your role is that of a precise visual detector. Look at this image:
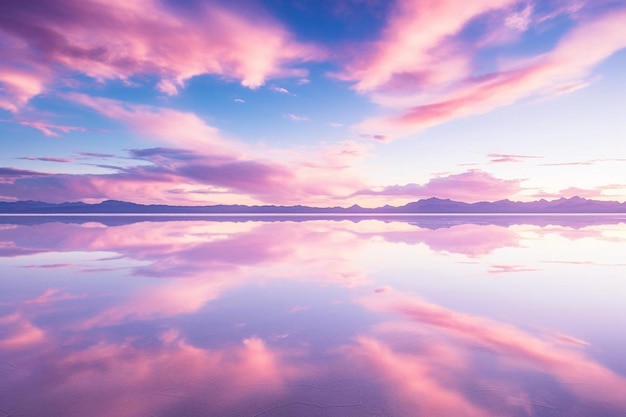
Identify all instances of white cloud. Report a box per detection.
[270,86,292,95]
[284,113,308,122]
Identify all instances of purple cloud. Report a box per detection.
[76,152,117,158]
[18,157,73,163]
[0,167,48,177]
[354,169,523,202]
[0,144,328,204]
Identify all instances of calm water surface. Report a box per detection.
[1,216,625,416]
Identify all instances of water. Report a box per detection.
[1,216,625,416]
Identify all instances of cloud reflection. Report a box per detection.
[354,289,626,414]
[0,313,46,349]
[1,218,625,416]
[0,329,307,417]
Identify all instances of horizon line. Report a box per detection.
[2,212,625,217]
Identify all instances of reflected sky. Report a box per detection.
[1,217,625,416]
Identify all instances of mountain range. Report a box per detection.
[1,196,625,214]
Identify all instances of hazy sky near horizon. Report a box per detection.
[1,0,625,206]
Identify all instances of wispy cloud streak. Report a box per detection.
[341,1,626,138]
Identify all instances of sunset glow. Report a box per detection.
[1,0,625,206]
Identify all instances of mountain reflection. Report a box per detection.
[1,218,625,416]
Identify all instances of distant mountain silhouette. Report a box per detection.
[1,196,625,214]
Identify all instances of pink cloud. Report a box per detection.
[0,0,323,109]
[344,337,491,417]
[354,169,523,202]
[372,223,522,257]
[75,277,236,329]
[553,332,590,347]
[0,174,108,202]
[531,224,626,243]
[540,158,626,167]
[542,260,626,267]
[533,187,602,199]
[22,288,87,305]
[362,291,585,366]
[487,153,542,163]
[540,161,594,166]
[360,133,390,142]
[67,94,234,155]
[530,185,626,201]
[339,0,518,92]
[360,290,626,410]
[0,332,306,417]
[0,64,48,112]
[0,313,46,349]
[13,120,90,137]
[552,79,591,95]
[487,264,541,274]
[297,139,371,172]
[347,3,626,137]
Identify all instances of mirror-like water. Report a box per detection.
[1,216,625,416]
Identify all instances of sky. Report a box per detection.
[0,0,625,207]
